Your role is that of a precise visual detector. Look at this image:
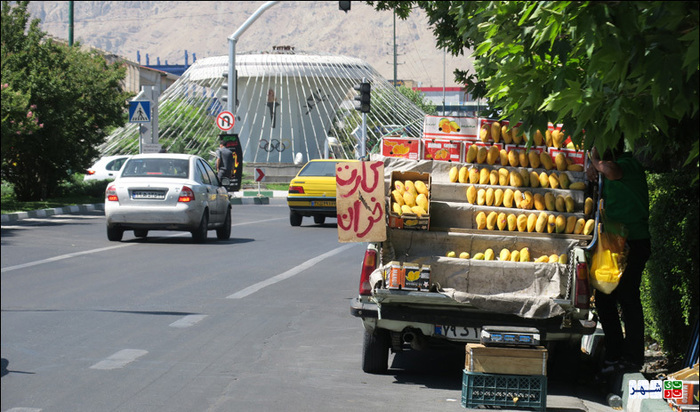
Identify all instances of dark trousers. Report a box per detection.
[595,238,651,367]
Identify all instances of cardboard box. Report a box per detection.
[381,137,421,160]
[388,170,431,230]
[404,262,430,291]
[423,115,478,140]
[385,261,405,289]
[465,343,548,376]
[385,262,431,291]
[423,139,462,162]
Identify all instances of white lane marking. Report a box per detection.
[1,244,135,273]
[89,349,148,370]
[169,314,207,328]
[227,243,357,300]
[5,408,43,412]
[0,218,285,273]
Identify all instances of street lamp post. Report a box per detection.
[226,1,280,135]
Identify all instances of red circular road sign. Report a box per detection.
[216,111,235,131]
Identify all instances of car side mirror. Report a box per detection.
[220,177,231,187]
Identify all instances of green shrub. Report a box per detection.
[55,175,110,199]
[642,171,699,363]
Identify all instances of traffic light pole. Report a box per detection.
[360,112,367,159]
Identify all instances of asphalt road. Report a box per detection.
[1,203,618,412]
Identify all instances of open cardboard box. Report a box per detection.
[388,170,431,230]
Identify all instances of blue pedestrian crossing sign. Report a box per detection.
[129,101,151,123]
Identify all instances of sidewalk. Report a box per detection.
[1,191,288,223]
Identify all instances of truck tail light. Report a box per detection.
[288,185,305,194]
[359,247,377,296]
[575,262,590,309]
[106,185,118,201]
[178,186,195,203]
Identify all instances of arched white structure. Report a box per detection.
[101,51,427,164]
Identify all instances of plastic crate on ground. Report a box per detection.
[461,370,547,412]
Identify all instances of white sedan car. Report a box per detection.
[105,154,231,243]
[84,155,131,181]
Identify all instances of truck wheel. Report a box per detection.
[362,329,389,374]
[547,338,582,381]
[290,211,302,227]
[313,215,325,225]
[134,229,148,238]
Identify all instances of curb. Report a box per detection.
[2,194,287,223]
[1,203,105,223]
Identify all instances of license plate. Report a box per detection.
[311,200,335,207]
[435,325,481,342]
[131,190,165,200]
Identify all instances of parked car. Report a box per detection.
[84,155,131,181]
[105,153,231,243]
[287,158,358,226]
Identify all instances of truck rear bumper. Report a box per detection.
[350,296,596,339]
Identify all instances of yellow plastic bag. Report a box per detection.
[589,209,629,294]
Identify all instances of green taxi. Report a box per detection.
[287,159,359,226]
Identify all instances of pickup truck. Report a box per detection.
[350,156,598,374]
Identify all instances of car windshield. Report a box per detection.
[298,161,340,177]
[121,158,190,178]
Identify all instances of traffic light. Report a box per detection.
[221,70,239,111]
[354,82,371,113]
[339,1,350,12]
[221,72,229,104]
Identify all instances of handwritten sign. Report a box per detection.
[336,161,386,243]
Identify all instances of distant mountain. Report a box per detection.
[27,1,472,87]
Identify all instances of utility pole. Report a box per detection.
[68,1,74,46]
[393,11,397,87]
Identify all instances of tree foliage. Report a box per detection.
[371,1,699,173]
[397,85,437,115]
[642,172,699,361]
[1,1,130,200]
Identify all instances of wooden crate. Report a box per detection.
[465,343,548,376]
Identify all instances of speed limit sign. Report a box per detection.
[216,111,235,131]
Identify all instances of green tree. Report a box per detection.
[371,1,699,172]
[1,1,130,200]
[397,85,436,115]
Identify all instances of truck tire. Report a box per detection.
[313,215,325,225]
[362,329,389,374]
[547,338,582,381]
